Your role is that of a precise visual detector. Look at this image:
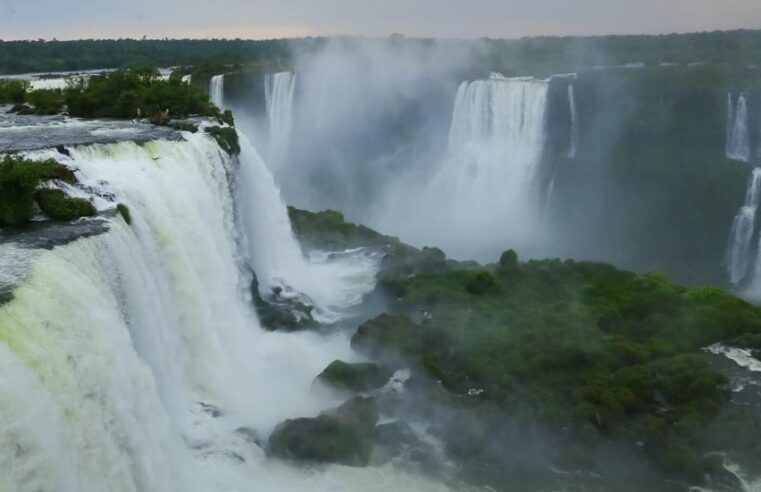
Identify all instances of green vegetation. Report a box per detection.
[0,39,299,75]
[205,126,240,155]
[0,79,28,104]
[369,255,761,484]
[24,89,64,115]
[0,154,83,226]
[34,189,96,221]
[288,208,398,250]
[116,203,132,225]
[288,206,761,489]
[64,69,221,121]
[268,396,379,466]
[316,360,391,393]
[1,68,232,125]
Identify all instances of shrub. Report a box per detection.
[63,68,222,122]
[25,89,64,114]
[463,270,500,295]
[0,79,28,104]
[0,155,74,226]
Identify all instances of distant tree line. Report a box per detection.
[0,38,319,75]
[1,30,760,76]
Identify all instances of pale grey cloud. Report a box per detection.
[2,0,760,40]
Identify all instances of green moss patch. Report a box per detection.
[34,189,96,221]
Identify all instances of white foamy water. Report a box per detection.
[0,133,455,491]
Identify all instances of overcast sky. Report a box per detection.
[2,0,761,41]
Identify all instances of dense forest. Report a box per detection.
[1,30,761,75]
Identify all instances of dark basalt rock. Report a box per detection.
[250,272,317,331]
[268,396,379,466]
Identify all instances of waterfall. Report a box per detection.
[727,92,751,162]
[398,73,549,260]
[234,133,380,323]
[0,133,446,491]
[446,73,548,194]
[264,72,297,167]
[181,74,192,84]
[210,75,225,109]
[727,168,761,285]
[567,83,578,158]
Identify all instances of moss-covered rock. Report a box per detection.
[268,396,379,466]
[0,155,79,226]
[116,203,132,225]
[316,360,391,393]
[34,189,96,221]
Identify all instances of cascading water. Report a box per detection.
[726,168,761,285]
[264,72,297,167]
[0,132,451,491]
[234,133,380,322]
[182,74,192,84]
[387,73,549,260]
[210,75,225,109]
[567,83,578,158]
[727,92,751,162]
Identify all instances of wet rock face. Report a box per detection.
[250,272,317,331]
[268,396,379,466]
